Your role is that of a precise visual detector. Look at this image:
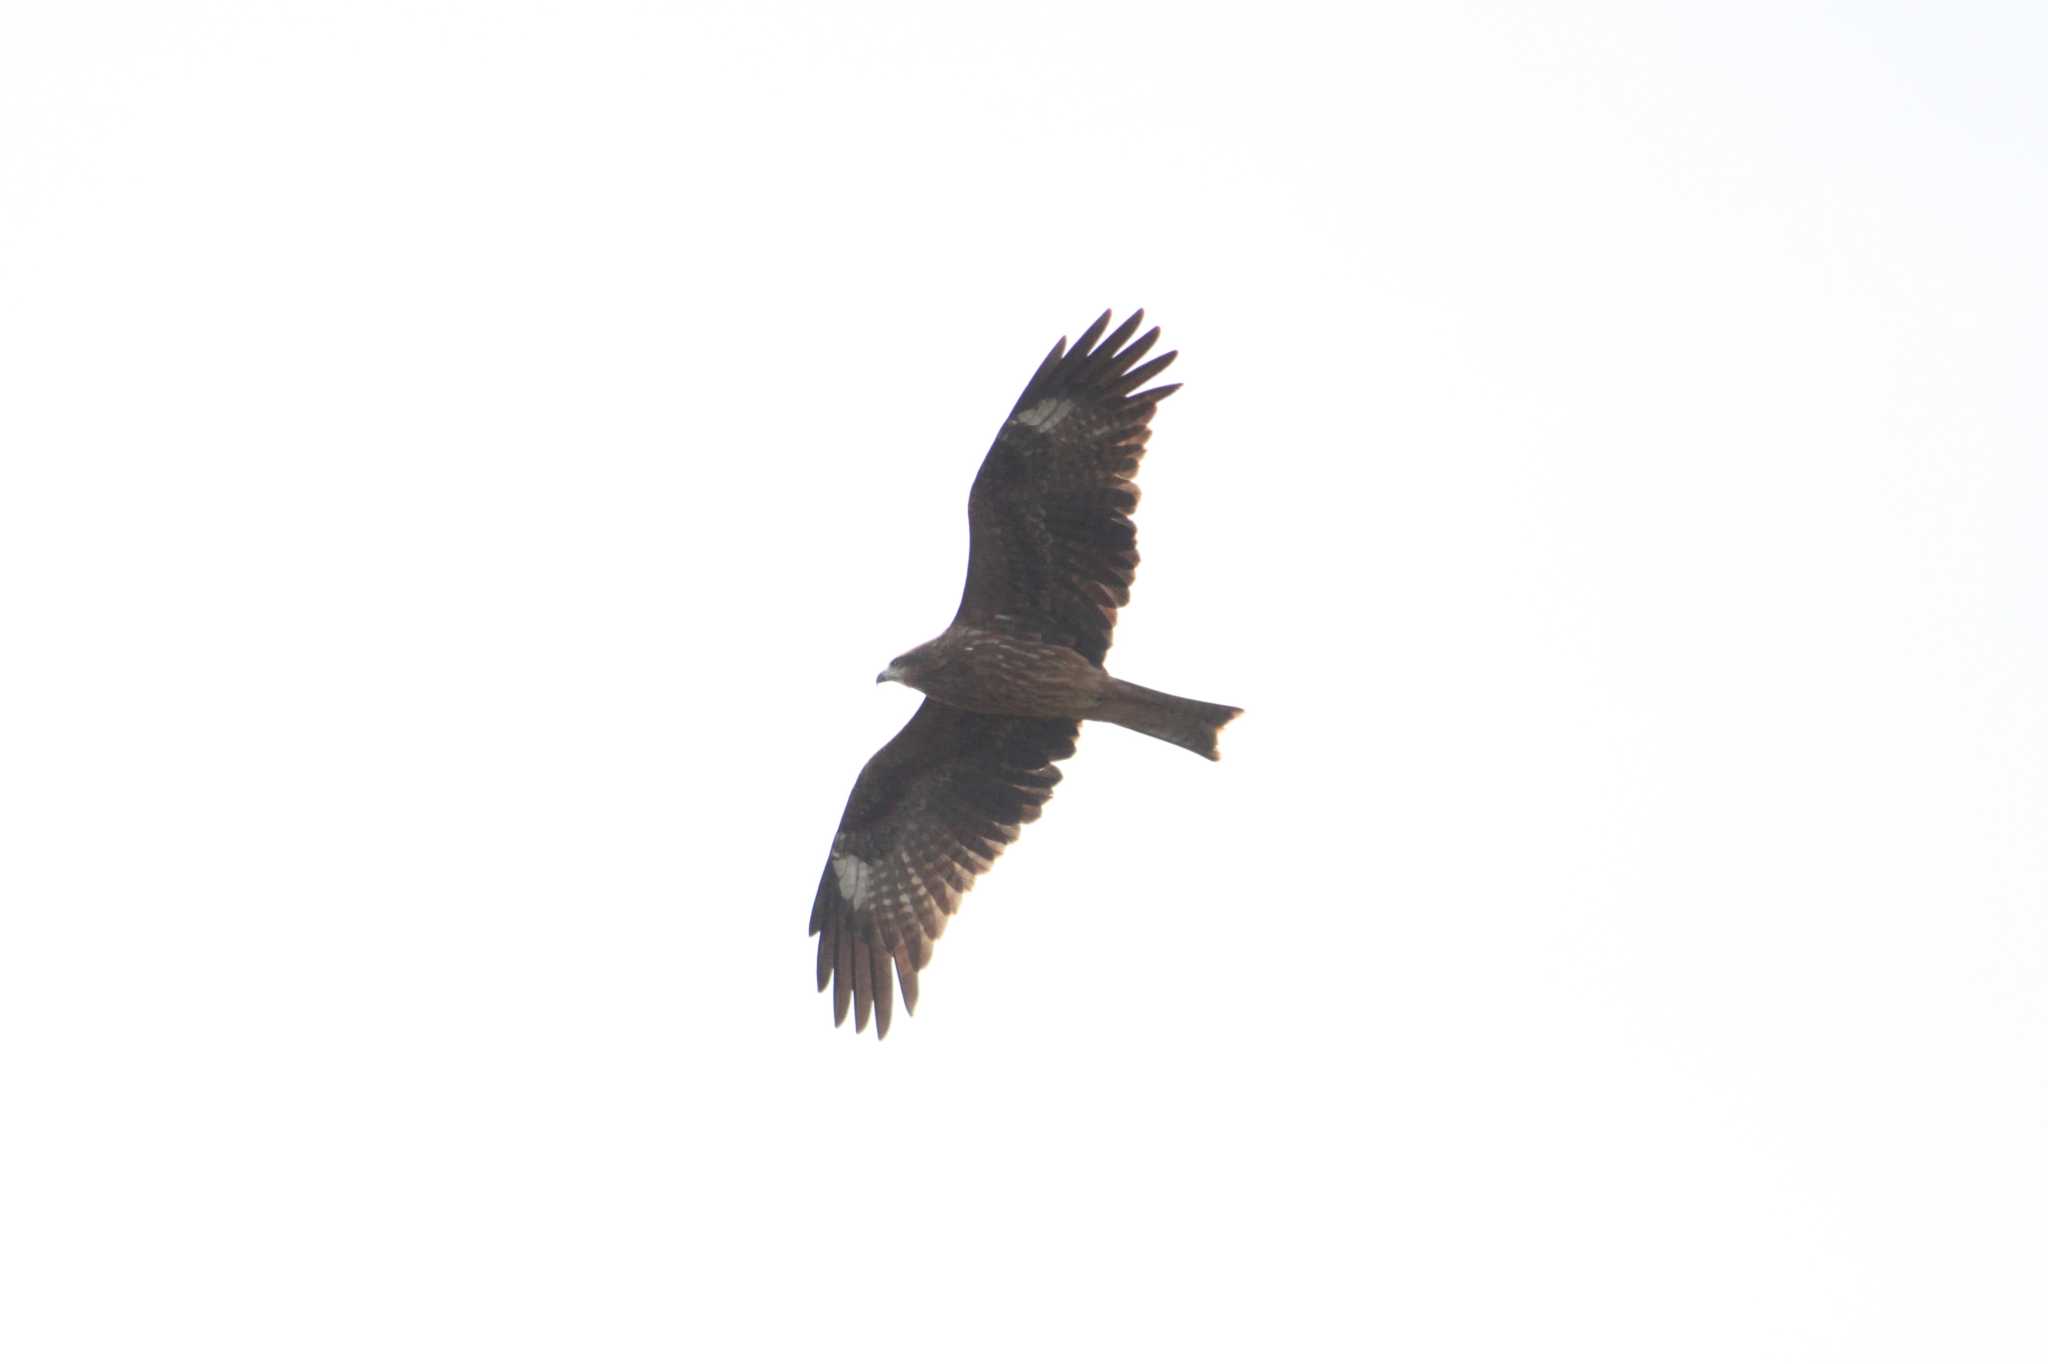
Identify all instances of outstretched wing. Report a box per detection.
[954,309,1179,667]
[810,701,1078,1038]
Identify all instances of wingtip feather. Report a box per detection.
[874,950,895,1038]
[833,932,853,1025]
[1026,336,1067,392]
[1113,325,1161,374]
[853,939,875,1033]
[1113,350,1176,396]
[894,944,920,1016]
[1099,310,1145,359]
[1071,309,1113,357]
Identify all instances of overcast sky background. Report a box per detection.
[4,3,2044,1359]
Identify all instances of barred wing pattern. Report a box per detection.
[809,701,1078,1037]
[955,309,1179,667]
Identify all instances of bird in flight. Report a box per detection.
[809,310,1240,1038]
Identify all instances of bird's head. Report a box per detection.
[877,639,938,687]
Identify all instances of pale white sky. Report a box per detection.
[3,3,2044,1359]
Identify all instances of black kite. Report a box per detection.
[809,311,1240,1038]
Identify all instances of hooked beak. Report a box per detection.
[876,665,899,686]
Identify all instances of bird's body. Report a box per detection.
[883,626,1240,756]
[880,626,1106,719]
[809,310,1240,1037]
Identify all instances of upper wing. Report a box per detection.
[809,700,1079,1038]
[954,310,1180,667]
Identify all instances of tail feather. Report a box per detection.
[1093,679,1242,760]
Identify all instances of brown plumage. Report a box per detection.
[808,311,1241,1038]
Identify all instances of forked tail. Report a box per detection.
[1093,678,1243,760]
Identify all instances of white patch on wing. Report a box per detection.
[1013,396,1074,432]
[832,852,875,908]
